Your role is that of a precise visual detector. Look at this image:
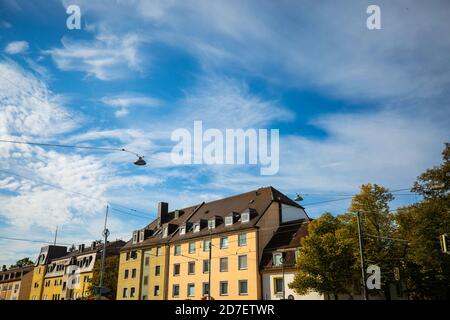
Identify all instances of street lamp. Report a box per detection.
[0,139,147,166]
[293,193,303,202]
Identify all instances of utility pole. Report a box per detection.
[208,232,212,300]
[356,211,369,300]
[97,205,109,300]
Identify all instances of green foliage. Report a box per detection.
[289,213,357,299]
[396,143,450,299]
[10,257,34,269]
[349,183,401,299]
[87,255,119,300]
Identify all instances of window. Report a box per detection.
[189,241,196,254]
[156,246,162,256]
[241,212,250,223]
[273,253,283,267]
[155,265,161,276]
[208,219,215,229]
[172,284,180,297]
[143,276,148,286]
[122,288,128,298]
[193,222,200,233]
[130,287,135,298]
[162,226,168,237]
[145,256,150,266]
[126,252,130,261]
[238,255,247,270]
[202,282,210,296]
[274,278,284,294]
[203,239,211,252]
[174,245,181,256]
[132,231,138,244]
[180,225,186,235]
[154,285,160,296]
[34,282,39,288]
[173,264,180,276]
[238,233,247,246]
[188,261,195,275]
[187,283,195,297]
[220,257,228,272]
[132,268,137,278]
[225,215,233,226]
[203,259,210,273]
[219,281,228,296]
[239,280,248,295]
[139,230,144,242]
[220,236,229,249]
[124,269,129,279]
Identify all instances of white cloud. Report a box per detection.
[4,41,29,55]
[101,93,161,118]
[47,34,147,80]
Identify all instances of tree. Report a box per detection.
[412,143,449,201]
[396,143,450,299]
[87,255,119,300]
[348,183,401,299]
[10,257,34,269]
[289,213,357,299]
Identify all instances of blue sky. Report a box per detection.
[0,0,449,266]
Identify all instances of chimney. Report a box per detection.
[78,244,85,252]
[158,202,169,225]
[91,241,97,250]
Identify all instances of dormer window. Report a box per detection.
[180,225,186,235]
[193,222,201,233]
[225,215,233,226]
[208,219,216,230]
[132,231,138,244]
[139,230,145,242]
[162,225,168,238]
[241,212,250,223]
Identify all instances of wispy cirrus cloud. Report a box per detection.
[101,94,162,118]
[4,40,28,54]
[47,33,147,80]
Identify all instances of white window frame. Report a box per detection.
[193,222,201,233]
[180,226,186,235]
[225,215,233,226]
[208,219,216,230]
[241,212,250,223]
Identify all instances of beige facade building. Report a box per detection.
[0,265,34,300]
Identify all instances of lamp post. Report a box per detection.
[356,211,369,300]
[97,205,110,300]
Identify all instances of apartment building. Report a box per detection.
[30,240,125,300]
[117,186,309,300]
[260,220,323,300]
[0,265,34,300]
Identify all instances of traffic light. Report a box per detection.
[440,234,449,254]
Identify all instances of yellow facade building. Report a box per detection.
[30,241,125,300]
[117,186,310,300]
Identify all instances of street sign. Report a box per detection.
[93,286,110,294]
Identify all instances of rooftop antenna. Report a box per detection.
[53,226,58,246]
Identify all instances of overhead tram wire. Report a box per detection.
[300,188,414,208]
[0,169,151,220]
[0,236,72,246]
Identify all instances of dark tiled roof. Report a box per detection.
[50,240,126,262]
[122,186,304,249]
[0,265,34,283]
[260,220,310,270]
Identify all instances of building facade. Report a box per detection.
[0,265,34,300]
[30,241,125,300]
[117,186,310,300]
